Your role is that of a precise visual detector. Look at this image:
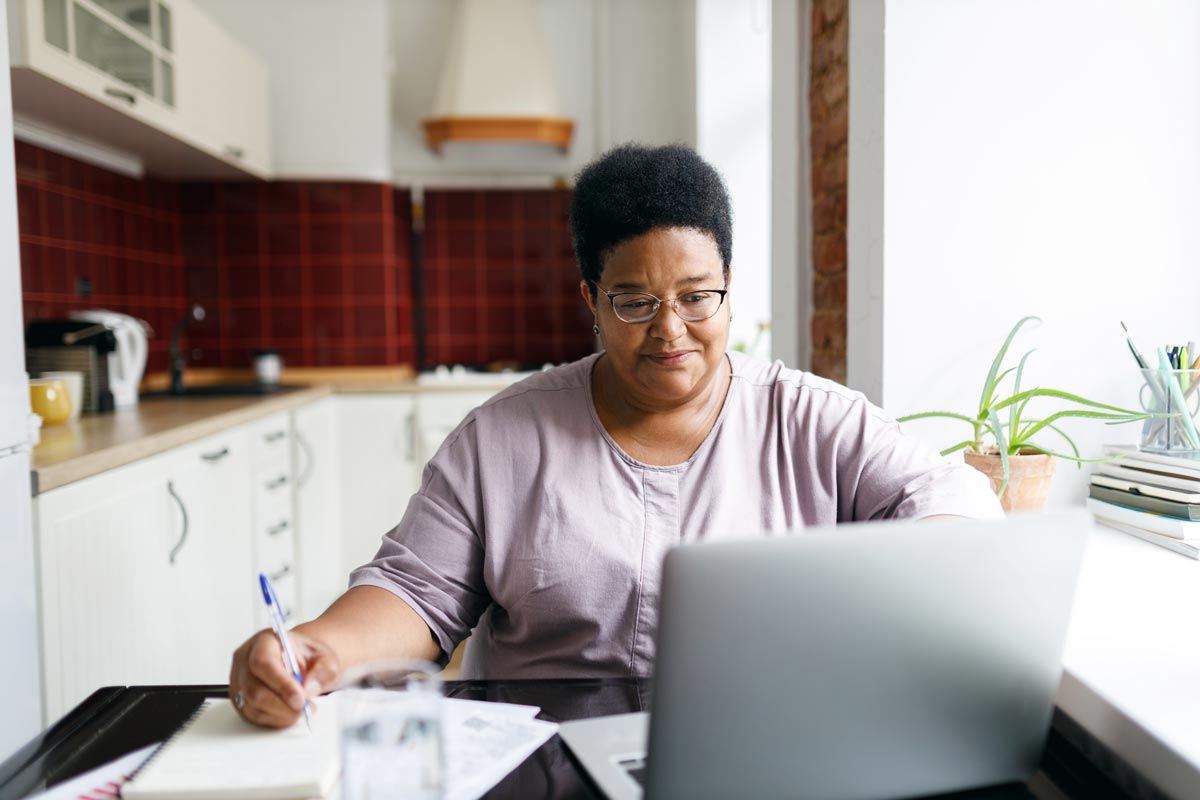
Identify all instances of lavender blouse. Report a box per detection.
[349,352,1002,678]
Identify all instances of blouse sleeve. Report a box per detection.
[826,393,1004,522]
[347,416,492,665]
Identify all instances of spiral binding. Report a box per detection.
[124,698,214,784]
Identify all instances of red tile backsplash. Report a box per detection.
[16,141,592,373]
[17,141,185,374]
[179,180,410,369]
[422,188,592,366]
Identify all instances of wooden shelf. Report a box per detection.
[422,116,574,154]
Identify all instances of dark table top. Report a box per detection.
[0,679,1136,800]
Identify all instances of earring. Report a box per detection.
[592,324,600,336]
[729,311,733,322]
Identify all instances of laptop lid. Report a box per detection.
[644,511,1090,800]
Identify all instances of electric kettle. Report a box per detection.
[68,310,151,407]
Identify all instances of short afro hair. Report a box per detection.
[570,143,732,296]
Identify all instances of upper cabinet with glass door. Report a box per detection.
[7,0,270,178]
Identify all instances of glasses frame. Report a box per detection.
[593,283,729,324]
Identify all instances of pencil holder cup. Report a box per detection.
[338,659,444,800]
[1138,369,1200,455]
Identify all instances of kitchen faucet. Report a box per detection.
[169,304,206,394]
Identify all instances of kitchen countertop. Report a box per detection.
[31,368,530,494]
[32,386,331,493]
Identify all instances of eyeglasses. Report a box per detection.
[594,284,729,324]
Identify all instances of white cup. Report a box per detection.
[254,350,282,386]
[39,371,84,419]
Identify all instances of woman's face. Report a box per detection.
[581,226,731,409]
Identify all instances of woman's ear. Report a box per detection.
[579,280,597,315]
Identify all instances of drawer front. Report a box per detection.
[253,492,294,569]
[255,463,292,506]
[250,413,292,469]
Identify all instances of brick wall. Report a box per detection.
[809,0,848,383]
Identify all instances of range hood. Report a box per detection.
[423,0,574,154]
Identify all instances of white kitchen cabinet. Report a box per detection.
[171,0,270,177]
[196,0,389,180]
[336,394,418,577]
[336,388,508,576]
[35,425,256,721]
[163,427,257,684]
[7,0,270,178]
[414,389,496,468]
[36,449,175,723]
[291,397,343,622]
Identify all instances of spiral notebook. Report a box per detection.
[121,698,339,800]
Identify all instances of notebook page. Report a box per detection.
[122,698,339,800]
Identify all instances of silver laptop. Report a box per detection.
[559,511,1091,800]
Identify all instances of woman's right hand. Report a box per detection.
[229,628,341,728]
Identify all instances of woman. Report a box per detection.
[229,144,1001,727]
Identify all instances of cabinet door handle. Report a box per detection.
[294,428,314,488]
[265,474,288,490]
[224,145,245,159]
[167,480,189,565]
[267,520,289,536]
[201,447,230,462]
[268,564,291,582]
[264,430,286,443]
[104,86,137,105]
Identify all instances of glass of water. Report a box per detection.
[339,659,444,800]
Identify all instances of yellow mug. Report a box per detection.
[30,378,72,425]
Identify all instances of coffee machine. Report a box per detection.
[25,320,117,414]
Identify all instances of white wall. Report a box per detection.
[197,0,392,181]
[846,0,885,401]
[770,0,805,369]
[606,0,696,151]
[849,0,1200,508]
[696,0,772,356]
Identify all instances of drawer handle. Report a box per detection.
[268,564,291,582]
[104,86,136,105]
[265,474,288,490]
[264,430,286,443]
[201,447,230,462]
[224,145,246,159]
[267,520,289,536]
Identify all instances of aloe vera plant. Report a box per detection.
[897,316,1152,499]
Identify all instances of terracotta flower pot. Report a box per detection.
[962,447,1057,512]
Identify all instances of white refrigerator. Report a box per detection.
[0,2,42,759]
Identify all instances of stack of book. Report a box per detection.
[1087,444,1200,559]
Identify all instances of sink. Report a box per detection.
[141,383,305,398]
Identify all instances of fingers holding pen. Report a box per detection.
[230,629,305,727]
[294,636,341,701]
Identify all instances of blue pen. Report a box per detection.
[259,573,311,729]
